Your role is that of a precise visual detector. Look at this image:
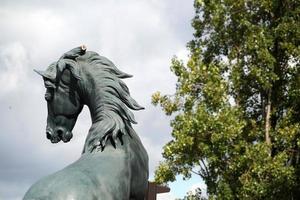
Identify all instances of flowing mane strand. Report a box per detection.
[79,51,144,152]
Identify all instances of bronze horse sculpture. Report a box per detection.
[24,46,149,200]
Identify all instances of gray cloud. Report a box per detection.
[0,1,194,199]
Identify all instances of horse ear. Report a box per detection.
[34,69,45,77]
[57,59,67,73]
[34,62,58,81]
[63,59,81,80]
[69,67,81,80]
[34,69,57,88]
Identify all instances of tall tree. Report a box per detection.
[152,0,300,199]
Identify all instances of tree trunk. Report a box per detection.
[265,89,272,146]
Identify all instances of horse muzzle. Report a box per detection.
[46,128,61,143]
[46,127,72,143]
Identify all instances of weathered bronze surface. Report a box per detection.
[24,46,149,200]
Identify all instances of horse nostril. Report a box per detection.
[56,129,63,137]
[46,131,52,139]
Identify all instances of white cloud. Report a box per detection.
[176,48,190,64]
[0,43,29,95]
[157,192,177,200]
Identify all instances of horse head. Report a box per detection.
[35,46,86,143]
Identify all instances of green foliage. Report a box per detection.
[152,0,300,199]
[178,188,208,200]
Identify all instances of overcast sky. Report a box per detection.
[0,1,203,199]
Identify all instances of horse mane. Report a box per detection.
[80,51,145,152]
[39,47,144,153]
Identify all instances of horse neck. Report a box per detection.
[78,65,106,123]
[79,66,128,153]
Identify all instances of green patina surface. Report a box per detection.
[24,46,149,200]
